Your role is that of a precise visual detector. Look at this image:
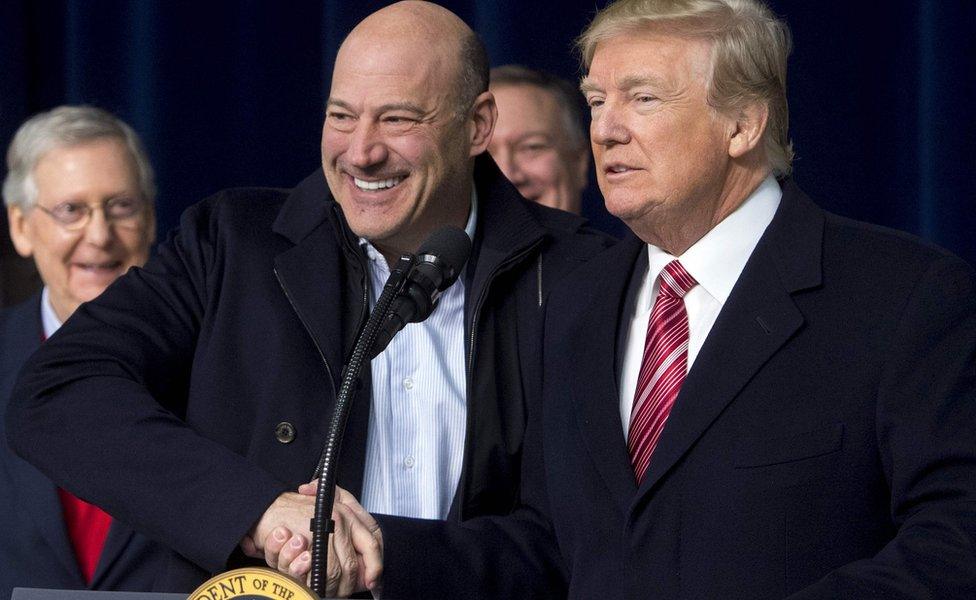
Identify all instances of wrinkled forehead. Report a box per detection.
[330,35,459,108]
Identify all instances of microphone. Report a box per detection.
[369,226,472,358]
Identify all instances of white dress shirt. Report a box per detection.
[618,176,782,436]
[40,287,63,338]
[359,191,477,520]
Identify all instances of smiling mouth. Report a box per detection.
[74,261,123,272]
[353,176,406,191]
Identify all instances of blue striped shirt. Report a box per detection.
[359,193,477,519]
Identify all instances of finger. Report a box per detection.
[298,479,319,496]
[288,550,312,580]
[347,513,383,589]
[335,487,381,538]
[333,487,383,589]
[325,534,341,598]
[277,533,308,575]
[240,535,260,558]
[332,503,362,597]
[263,526,290,569]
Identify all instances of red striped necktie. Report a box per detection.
[628,260,698,484]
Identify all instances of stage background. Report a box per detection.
[1,0,974,304]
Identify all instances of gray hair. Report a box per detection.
[490,64,588,153]
[578,0,794,176]
[3,105,156,210]
[455,29,490,117]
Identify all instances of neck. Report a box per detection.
[374,179,473,266]
[637,163,770,256]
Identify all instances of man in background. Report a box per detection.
[1,105,164,597]
[488,65,590,214]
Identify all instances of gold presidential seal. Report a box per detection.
[189,567,318,600]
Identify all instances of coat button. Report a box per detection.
[275,422,296,444]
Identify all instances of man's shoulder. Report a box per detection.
[184,186,291,231]
[820,207,973,286]
[526,201,617,259]
[170,169,333,250]
[0,294,40,399]
[0,294,39,345]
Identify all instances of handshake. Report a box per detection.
[241,482,384,598]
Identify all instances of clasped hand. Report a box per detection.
[241,483,383,598]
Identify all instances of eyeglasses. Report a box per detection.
[34,196,147,231]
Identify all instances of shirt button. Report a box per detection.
[402,377,414,390]
[403,456,415,468]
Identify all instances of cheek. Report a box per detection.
[29,226,76,263]
[321,131,344,161]
[118,230,151,266]
[534,154,566,184]
[30,240,74,284]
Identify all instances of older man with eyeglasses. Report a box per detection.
[0,105,167,597]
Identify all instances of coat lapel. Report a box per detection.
[272,170,371,493]
[273,224,349,387]
[272,170,357,391]
[569,235,645,515]
[633,182,825,501]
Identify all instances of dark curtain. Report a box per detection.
[1,0,973,305]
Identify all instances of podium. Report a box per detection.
[12,591,185,600]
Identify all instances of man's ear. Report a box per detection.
[467,90,497,157]
[728,102,769,159]
[7,205,35,258]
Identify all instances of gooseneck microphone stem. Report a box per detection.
[308,254,415,598]
[306,226,471,598]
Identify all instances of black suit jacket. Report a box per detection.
[539,180,976,598]
[7,156,612,590]
[373,180,976,599]
[1,295,169,598]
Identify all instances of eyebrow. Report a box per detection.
[579,74,673,95]
[579,78,602,95]
[325,98,427,116]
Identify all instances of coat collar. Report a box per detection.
[271,155,557,371]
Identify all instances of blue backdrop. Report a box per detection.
[1,0,973,304]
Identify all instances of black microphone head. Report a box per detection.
[416,226,472,289]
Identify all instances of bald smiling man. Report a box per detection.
[7,2,611,597]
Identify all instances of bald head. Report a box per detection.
[321,1,497,263]
[339,1,488,115]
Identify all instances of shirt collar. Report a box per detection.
[40,286,63,339]
[360,184,479,269]
[646,174,782,305]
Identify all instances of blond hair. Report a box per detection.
[578,0,793,175]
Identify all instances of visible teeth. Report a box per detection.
[354,176,404,190]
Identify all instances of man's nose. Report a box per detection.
[82,208,114,247]
[346,122,389,168]
[590,104,630,147]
